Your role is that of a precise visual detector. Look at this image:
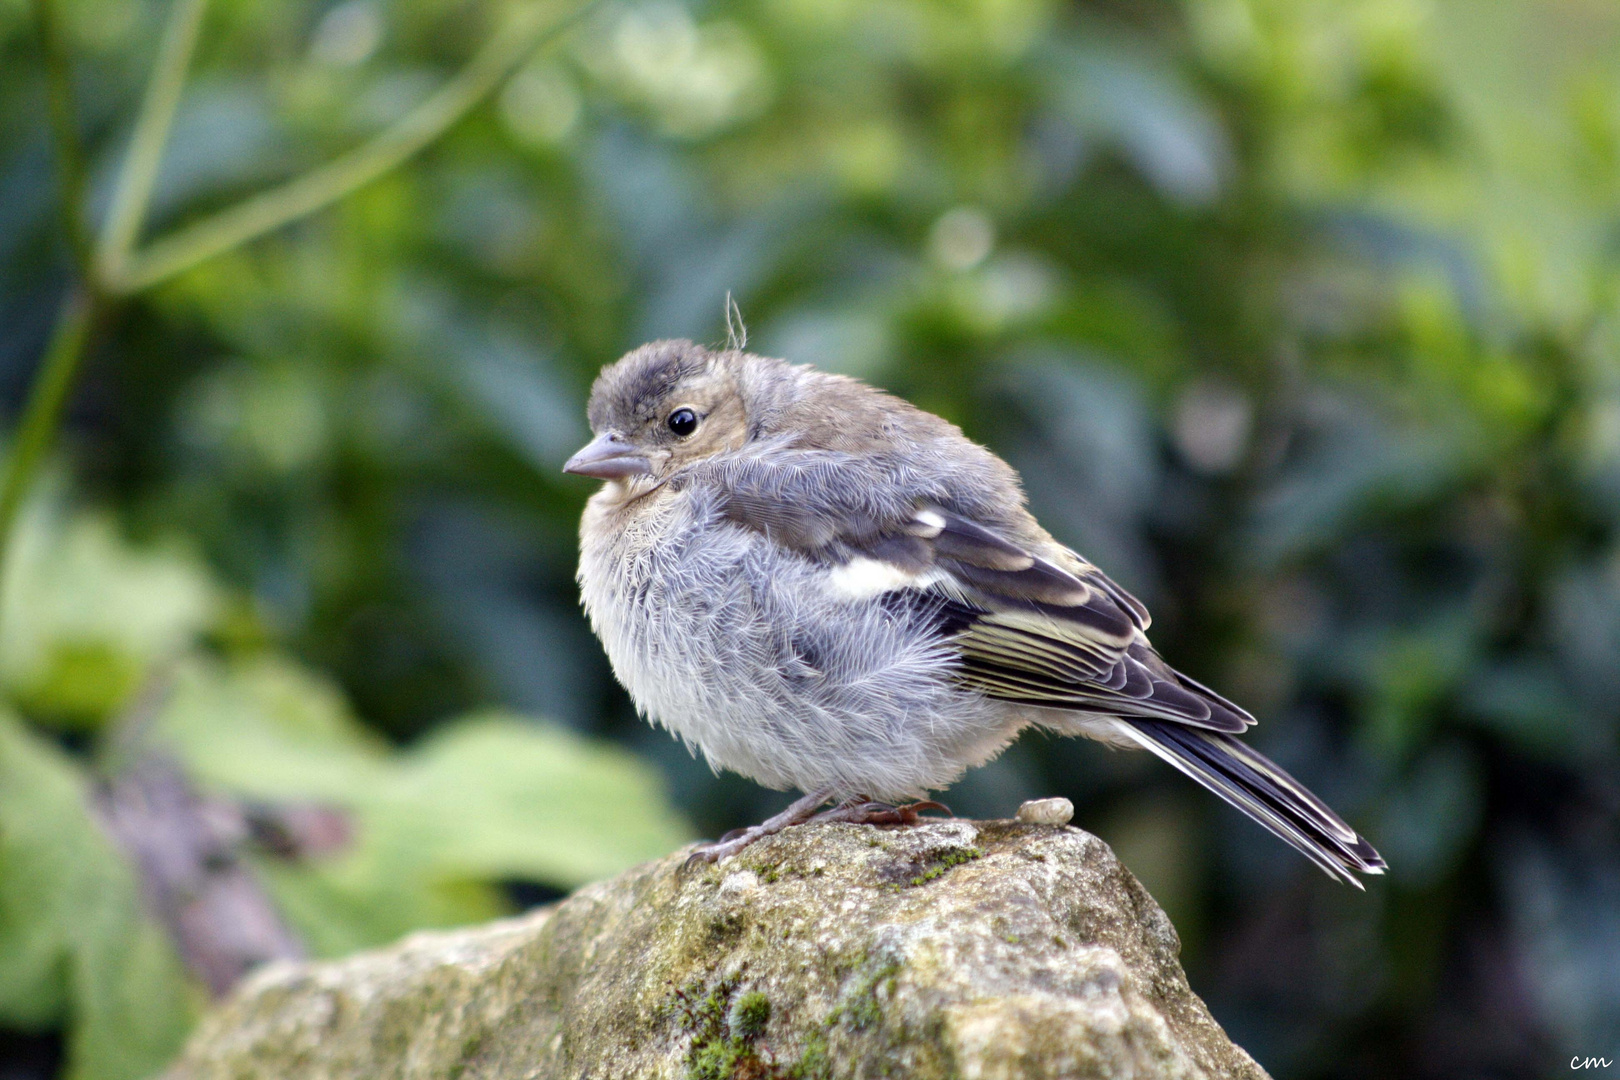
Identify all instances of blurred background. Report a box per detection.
[2,0,1619,1076]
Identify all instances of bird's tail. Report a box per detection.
[1117,719,1386,887]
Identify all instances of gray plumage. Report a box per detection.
[571,340,1385,884]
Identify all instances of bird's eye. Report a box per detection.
[667,407,698,437]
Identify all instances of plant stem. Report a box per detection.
[1,0,602,622]
[32,0,92,278]
[0,289,97,586]
[94,0,209,286]
[109,0,606,295]
[0,0,200,625]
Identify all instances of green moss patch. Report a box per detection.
[827,955,902,1031]
[673,978,787,1080]
[905,846,983,888]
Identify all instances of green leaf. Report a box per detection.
[374,712,695,885]
[145,654,391,803]
[149,657,692,955]
[0,714,197,1080]
[0,500,218,728]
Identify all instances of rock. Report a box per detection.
[163,820,1269,1080]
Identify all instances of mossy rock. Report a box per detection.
[163,820,1269,1080]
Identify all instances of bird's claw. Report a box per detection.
[812,798,953,826]
[896,799,953,824]
[680,793,952,872]
[681,822,780,869]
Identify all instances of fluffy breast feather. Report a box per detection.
[577,484,1018,800]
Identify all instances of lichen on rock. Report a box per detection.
[163,819,1270,1080]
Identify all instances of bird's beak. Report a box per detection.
[563,432,653,480]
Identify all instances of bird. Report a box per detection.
[566,339,1386,885]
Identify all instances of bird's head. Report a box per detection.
[565,340,750,488]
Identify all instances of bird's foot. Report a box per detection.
[811,799,952,827]
[681,792,953,869]
[684,822,788,866]
[683,786,837,868]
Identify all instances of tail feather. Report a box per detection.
[1118,719,1386,887]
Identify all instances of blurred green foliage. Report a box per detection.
[0,494,687,1080]
[3,0,1619,1077]
[0,713,197,1080]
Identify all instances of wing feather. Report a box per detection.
[702,449,1251,733]
[913,509,1249,733]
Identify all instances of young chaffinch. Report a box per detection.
[567,340,1385,884]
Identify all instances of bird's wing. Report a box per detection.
[697,448,1253,733]
[898,507,1253,733]
[701,448,1392,883]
